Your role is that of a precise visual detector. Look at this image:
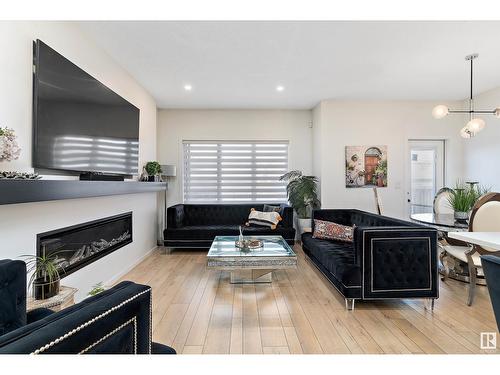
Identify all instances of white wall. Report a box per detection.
[0,21,158,301]
[157,109,313,208]
[462,86,500,191]
[312,100,466,219]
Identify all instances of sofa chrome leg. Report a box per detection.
[424,298,435,311]
[163,247,172,255]
[345,298,355,311]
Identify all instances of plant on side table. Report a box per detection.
[144,161,163,182]
[279,170,321,236]
[21,252,66,300]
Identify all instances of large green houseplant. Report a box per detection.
[279,170,320,234]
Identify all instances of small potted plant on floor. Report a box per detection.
[280,170,321,236]
[145,161,163,182]
[21,252,66,300]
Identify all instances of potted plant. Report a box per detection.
[21,252,66,300]
[88,282,106,297]
[279,170,321,235]
[447,181,489,221]
[145,161,162,182]
[374,160,387,187]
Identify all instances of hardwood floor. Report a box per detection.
[119,245,500,354]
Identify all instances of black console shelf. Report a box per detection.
[0,180,167,205]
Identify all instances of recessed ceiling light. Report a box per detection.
[184,84,192,91]
[276,85,285,92]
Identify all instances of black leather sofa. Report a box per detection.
[301,209,438,309]
[0,259,175,354]
[481,255,500,331]
[164,203,295,249]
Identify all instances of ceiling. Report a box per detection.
[78,21,500,109]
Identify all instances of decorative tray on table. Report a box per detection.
[235,238,263,250]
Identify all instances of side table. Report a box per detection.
[27,286,78,312]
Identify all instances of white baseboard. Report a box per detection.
[104,245,158,287]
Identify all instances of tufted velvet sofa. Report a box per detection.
[0,259,175,354]
[164,203,295,249]
[481,255,500,331]
[301,209,438,309]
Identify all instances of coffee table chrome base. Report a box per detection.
[230,269,273,284]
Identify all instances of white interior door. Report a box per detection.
[407,140,445,215]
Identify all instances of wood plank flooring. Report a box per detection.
[119,245,500,354]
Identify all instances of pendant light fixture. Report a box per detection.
[432,54,500,138]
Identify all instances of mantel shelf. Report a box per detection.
[0,180,167,206]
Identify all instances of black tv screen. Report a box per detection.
[33,40,140,176]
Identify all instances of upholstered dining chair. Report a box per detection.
[441,193,500,306]
[434,187,469,283]
[433,187,454,215]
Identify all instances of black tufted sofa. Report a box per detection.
[301,209,438,309]
[164,203,295,249]
[0,259,175,354]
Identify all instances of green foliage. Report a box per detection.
[0,126,15,136]
[88,282,106,296]
[20,252,66,288]
[447,181,490,212]
[279,170,320,219]
[375,159,387,177]
[145,161,162,176]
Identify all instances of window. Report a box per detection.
[183,141,289,203]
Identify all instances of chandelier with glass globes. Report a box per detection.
[432,54,500,138]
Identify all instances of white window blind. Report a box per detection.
[183,141,289,203]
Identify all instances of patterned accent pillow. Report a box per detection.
[246,208,282,229]
[312,219,355,242]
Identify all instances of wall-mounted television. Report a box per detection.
[32,39,140,177]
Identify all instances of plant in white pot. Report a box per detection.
[279,170,320,236]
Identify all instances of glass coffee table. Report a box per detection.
[207,236,297,284]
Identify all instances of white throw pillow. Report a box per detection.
[246,208,282,229]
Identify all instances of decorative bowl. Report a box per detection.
[235,238,263,250]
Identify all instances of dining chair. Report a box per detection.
[433,187,454,215]
[442,193,500,305]
[434,187,468,282]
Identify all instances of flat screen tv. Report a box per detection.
[33,39,140,177]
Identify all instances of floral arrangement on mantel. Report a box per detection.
[0,126,21,162]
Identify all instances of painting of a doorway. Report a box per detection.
[345,145,387,188]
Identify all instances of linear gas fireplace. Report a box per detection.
[37,212,132,278]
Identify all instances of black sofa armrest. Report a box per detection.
[279,205,294,228]
[353,226,438,299]
[0,281,170,354]
[167,204,185,228]
[27,308,55,324]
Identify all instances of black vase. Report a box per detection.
[33,278,60,300]
[147,175,155,182]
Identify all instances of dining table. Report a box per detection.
[409,212,481,284]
